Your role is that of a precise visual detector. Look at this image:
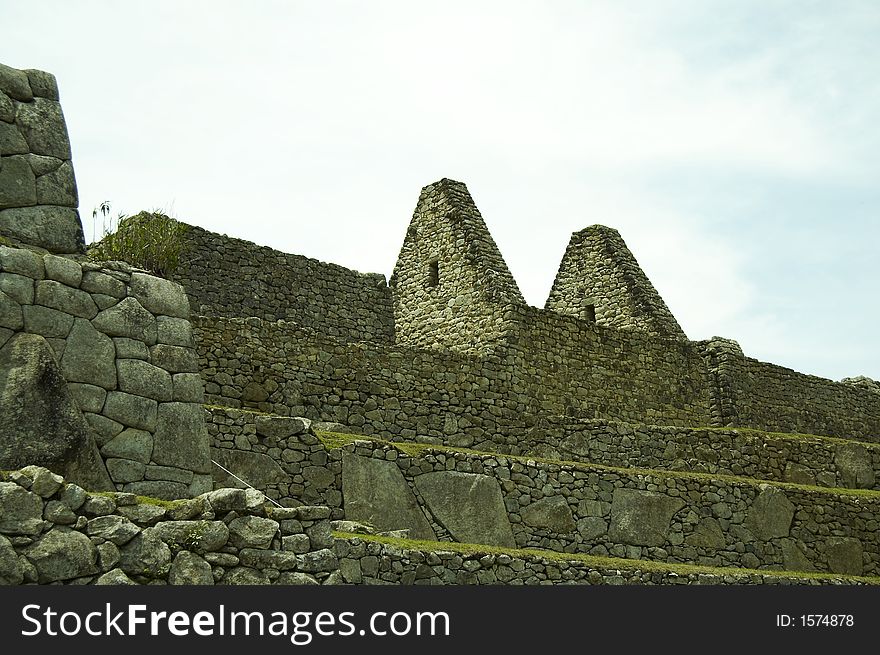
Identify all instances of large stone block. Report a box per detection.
[152,402,212,474]
[61,318,116,389]
[0,206,85,254]
[24,528,98,583]
[0,289,21,330]
[153,520,229,553]
[130,272,189,318]
[608,488,685,547]
[0,90,13,122]
[172,372,204,403]
[42,253,82,287]
[15,97,71,159]
[117,358,172,401]
[0,482,44,535]
[119,527,171,578]
[150,344,198,373]
[521,495,576,533]
[103,392,158,432]
[834,444,875,489]
[35,280,96,319]
[92,297,157,344]
[746,486,795,540]
[0,154,36,209]
[228,516,279,549]
[35,160,78,207]
[0,245,43,278]
[0,534,23,584]
[100,428,153,464]
[0,123,29,155]
[169,551,213,585]
[22,305,74,338]
[0,333,113,491]
[157,315,193,347]
[23,69,59,101]
[81,270,126,298]
[414,471,514,547]
[0,63,33,102]
[825,537,863,576]
[342,453,436,540]
[211,447,288,489]
[0,271,34,304]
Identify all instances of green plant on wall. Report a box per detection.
[89,210,189,278]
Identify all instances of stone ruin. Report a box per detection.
[1,63,879,585]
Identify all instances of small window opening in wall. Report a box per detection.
[427,260,440,287]
[584,304,596,322]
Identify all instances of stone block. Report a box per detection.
[0,121,29,155]
[35,280,95,318]
[0,90,13,122]
[0,289,21,330]
[23,69,58,100]
[169,551,213,585]
[0,206,85,254]
[608,488,686,547]
[92,297,157,344]
[61,318,116,389]
[113,337,149,360]
[157,315,193,346]
[24,528,98,583]
[228,516,279,549]
[0,482,44,535]
[42,253,81,287]
[172,373,204,403]
[15,97,71,159]
[118,527,171,577]
[414,471,514,547]
[0,63,33,102]
[0,154,36,209]
[100,428,154,464]
[834,444,875,489]
[24,154,63,176]
[103,391,158,431]
[144,465,194,484]
[130,272,189,318]
[106,458,146,484]
[210,448,287,488]
[123,480,189,501]
[22,305,74,338]
[152,402,212,474]
[85,515,141,546]
[0,245,43,278]
[521,495,576,533]
[343,453,436,541]
[0,272,33,304]
[746,486,794,540]
[153,520,229,553]
[825,537,863,576]
[68,383,107,413]
[150,344,198,373]
[117,358,172,401]
[81,270,126,298]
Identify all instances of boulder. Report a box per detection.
[0,333,113,490]
[608,488,685,547]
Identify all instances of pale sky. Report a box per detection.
[4,1,878,381]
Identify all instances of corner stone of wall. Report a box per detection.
[1,246,211,497]
[0,63,84,254]
[0,466,338,585]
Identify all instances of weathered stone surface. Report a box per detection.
[81,271,126,298]
[150,344,198,373]
[123,481,188,500]
[414,471,514,547]
[0,154,36,209]
[205,488,249,513]
[0,272,34,304]
[781,541,816,572]
[23,69,59,100]
[746,486,795,540]
[113,337,149,360]
[220,567,270,585]
[84,412,124,445]
[211,448,287,489]
[145,465,193,484]
[0,289,21,330]
[608,489,685,547]
[521,496,576,533]
[157,315,193,346]
[103,392,157,431]
[0,333,113,491]
[686,517,726,549]
[0,90,13,122]
[297,548,338,573]
[255,415,309,439]
[130,273,189,318]
[0,482,44,535]
[0,63,33,101]
[116,503,166,526]
[0,206,84,254]
[35,160,77,207]
[22,305,74,338]
[95,568,138,585]
[60,318,116,389]
[15,97,71,158]
[172,372,204,402]
[0,534,24,584]
[68,383,106,413]
[342,453,435,540]
[188,475,213,497]
[117,359,172,401]
[24,528,98,583]
[119,527,171,577]
[825,537,863,576]
[100,428,153,465]
[0,245,44,278]
[152,402,212,474]
[36,280,95,319]
[0,122,29,155]
[24,154,63,176]
[86,515,141,545]
[43,254,81,287]
[21,465,64,497]
[168,551,213,585]
[153,520,229,553]
[834,444,875,489]
[92,297,157,344]
[106,458,146,484]
[44,499,77,524]
[228,516,279,549]
[238,548,300,571]
[276,572,319,585]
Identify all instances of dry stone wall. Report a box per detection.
[0,466,338,585]
[162,223,394,343]
[0,64,84,255]
[0,246,211,498]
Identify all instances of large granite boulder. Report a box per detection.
[0,332,113,490]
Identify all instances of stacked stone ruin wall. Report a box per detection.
[194,313,715,444]
[0,246,211,497]
[0,64,84,255]
[204,416,880,577]
[168,223,395,343]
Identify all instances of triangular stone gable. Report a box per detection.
[545,225,686,340]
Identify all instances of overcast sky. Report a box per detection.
[5,1,878,381]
